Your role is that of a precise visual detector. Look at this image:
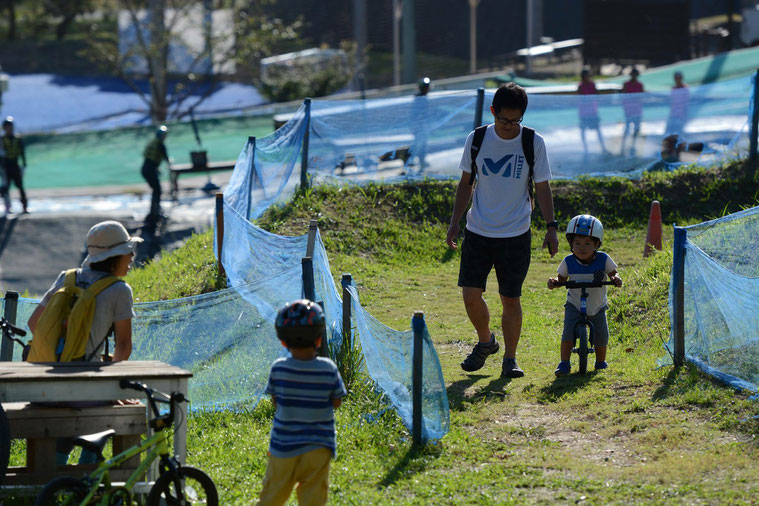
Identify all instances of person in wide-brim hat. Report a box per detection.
[81,220,143,267]
[27,219,141,465]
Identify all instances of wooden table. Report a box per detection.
[169,160,236,200]
[0,361,192,486]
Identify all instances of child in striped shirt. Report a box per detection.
[257,299,347,506]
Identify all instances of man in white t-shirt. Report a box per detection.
[446,83,559,378]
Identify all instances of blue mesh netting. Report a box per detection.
[667,206,759,392]
[226,75,754,221]
[218,198,450,441]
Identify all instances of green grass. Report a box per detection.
[7,159,759,504]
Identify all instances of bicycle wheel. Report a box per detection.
[576,325,589,374]
[0,404,9,487]
[34,476,88,506]
[147,466,218,506]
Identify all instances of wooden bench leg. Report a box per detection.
[171,173,179,201]
[113,435,141,469]
[27,438,57,478]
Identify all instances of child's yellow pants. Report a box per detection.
[256,447,332,506]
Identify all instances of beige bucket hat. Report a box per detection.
[82,220,143,267]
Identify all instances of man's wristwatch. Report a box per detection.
[546,221,559,230]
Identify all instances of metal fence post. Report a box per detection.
[341,274,352,345]
[474,87,485,130]
[215,193,226,280]
[306,219,318,259]
[672,226,687,366]
[749,69,759,164]
[412,310,425,445]
[246,136,256,219]
[300,98,312,190]
[1,291,18,361]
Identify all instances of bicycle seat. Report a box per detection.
[72,429,116,454]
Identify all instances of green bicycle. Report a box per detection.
[34,379,218,505]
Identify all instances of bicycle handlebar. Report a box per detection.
[0,317,26,337]
[119,379,186,427]
[554,280,616,289]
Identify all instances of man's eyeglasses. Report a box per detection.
[494,113,523,126]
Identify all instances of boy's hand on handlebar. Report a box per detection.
[610,274,623,287]
[547,277,559,289]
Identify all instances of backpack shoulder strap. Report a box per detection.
[468,125,488,185]
[63,269,78,289]
[85,275,121,297]
[521,126,535,171]
[521,126,536,205]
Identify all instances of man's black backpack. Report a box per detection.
[467,125,536,207]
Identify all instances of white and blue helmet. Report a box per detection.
[566,214,603,246]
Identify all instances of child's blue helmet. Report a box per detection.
[275,299,326,348]
[566,214,603,246]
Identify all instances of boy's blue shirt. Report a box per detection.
[265,356,347,459]
[564,251,609,278]
[558,251,617,315]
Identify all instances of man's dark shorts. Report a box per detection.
[458,229,531,298]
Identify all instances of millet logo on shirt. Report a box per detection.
[481,154,525,179]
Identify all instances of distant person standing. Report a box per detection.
[410,77,431,172]
[665,71,690,136]
[577,69,608,154]
[141,125,171,221]
[1,116,28,214]
[620,68,645,156]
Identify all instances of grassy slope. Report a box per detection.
[28,159,756,505]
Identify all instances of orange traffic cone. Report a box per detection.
[643,200,662,257]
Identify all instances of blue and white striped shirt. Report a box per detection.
[265,356,347,458]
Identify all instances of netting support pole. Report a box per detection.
[750,69,759,165]
[246,136,256,219]
[306,219,318,258]
[341,274,352,345]
[672,226,686,367]
[301,257,327,357]
[215,193,226,280]
[1,290,18,361]
[300,98,312,190]
[474,87,485,129]
[412,310,425,446]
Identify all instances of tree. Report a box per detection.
[1,0,17,41]
[82,0,308,123]
[44,0,95,40]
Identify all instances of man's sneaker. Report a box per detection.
[554,360,571,376]
[501,357,525,378]
[460,334,499,372]
[594,361,608,370]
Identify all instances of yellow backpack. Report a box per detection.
[27,269,120,362]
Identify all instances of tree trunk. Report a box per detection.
[148,0,168,122]
[56,13,76,41]
[7,0,16,41]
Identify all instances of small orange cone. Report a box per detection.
[643,200,662,257]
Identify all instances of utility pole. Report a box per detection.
[353,0,368,93]
[526,0,533,74]
[401,0,416,84]
[469,0,479,74]
[393,0,402,86]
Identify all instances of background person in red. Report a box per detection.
[577,69,608,154]
[620,68,645,156]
